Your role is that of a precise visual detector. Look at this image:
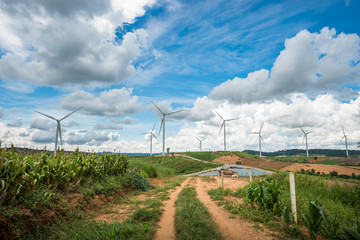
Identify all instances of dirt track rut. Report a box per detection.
[155,176,275,240]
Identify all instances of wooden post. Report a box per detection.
[289,172,297,223]
[249,170,253,183]
[221,169,224,188]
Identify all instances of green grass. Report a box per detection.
[208,172,360,239]
[233,151,259,159]
[26,176,186,240]
[184,151,234,162]
[310,159,339,165]
[269,156,311,163]
[175,187,222,240]
[129,156,222,176]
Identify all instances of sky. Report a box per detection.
[0,0,360,154]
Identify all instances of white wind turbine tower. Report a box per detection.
[340,127,349,158]
[152,102,185,156]
[195,137,206,152]
[252,122,264,158]
[300,127,311,157]
[35,107,82,155]
[214,110,238,152]
[142,122,159,156]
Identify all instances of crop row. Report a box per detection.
[0,147,129,206]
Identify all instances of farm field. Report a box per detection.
[1,149,360,239]
[280,163,360,175]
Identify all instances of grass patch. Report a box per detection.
[310,159,339,165]
[175,187,222,240]
[184,151,234,162]
[129,156,222,176]
[268,156,310,163]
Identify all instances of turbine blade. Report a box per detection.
[340,136,345,143]
[166,109,185,115]
[35,110,57,121]
[213,109,224,120]
[219,121,224,135]
[152,101,164,115]
[251,132,259,134]
[58,123,63,146]
[195,137,201,141]
[60,106,82,121]
[260,122,264,132]
[342,126,346,136]
[158,118,164,136]
[152,133,159,142]
[201,137,207,141]
[226,117,239,121]
[260,135,265,143]
[152,122,157,131]
[300,127,305,134]
[302,135,305,145]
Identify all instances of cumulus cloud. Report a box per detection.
[6,119,23,128]
[30,118,56,130]
[0,0,154,88]
[62,88,143,117]
[0,107,3,118]
[165,93,360,153]
[150,101,188,121]
[210,27,360,104]
[114,116,139,125]
[66,131,110,146]
[32,130,54,143]
[94,123,123,130]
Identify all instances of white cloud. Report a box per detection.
[166,93,360,153]
[210,27,360,104]
[6,119,23,128]
[94,123,124,130]
[61,88,143,117]
[0,0,154,88]
[32,130,54,143]
[30,118,56,130]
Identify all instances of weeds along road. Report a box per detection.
[155,176,275,240]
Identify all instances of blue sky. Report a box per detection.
[0,0,359,153]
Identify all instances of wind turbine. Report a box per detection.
[35,107,82,155]
[142,122,159,156]
[195,137,206,152]
[300,127,311,157]
[152,102,185,156]
[340,127,349,158]
[252,122,264,158]
[213,110,238,152]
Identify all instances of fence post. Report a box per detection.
[289,172,297,223]
[221,169,224,188]
[249,170,253,183]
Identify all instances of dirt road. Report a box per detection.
[155,178,191,240]
[155,176,275,240]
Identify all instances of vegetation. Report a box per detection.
[268,155,310,163]
[184,151,234,162]
[129,156,222,176]
[208,172,360,239]
[0,147,129,206]
[297,168,360,180]
[175,186,222,240]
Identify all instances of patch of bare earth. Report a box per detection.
[155,178,191,240]
[280,163,360,175]
[192,177,275,240]
[213,155,291,169]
